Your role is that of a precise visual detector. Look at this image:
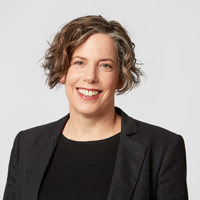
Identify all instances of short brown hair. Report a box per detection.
[42,15,143,94]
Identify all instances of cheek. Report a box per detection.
[66,69,81,85]
[101,74,120,91]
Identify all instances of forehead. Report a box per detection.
[72,33,118,59]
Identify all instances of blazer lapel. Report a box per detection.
[23,114,69,200]
[106,108,148,200]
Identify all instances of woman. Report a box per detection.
[3,15,188,200]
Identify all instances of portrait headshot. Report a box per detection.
[1,0,199,199]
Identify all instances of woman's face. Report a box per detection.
[61,33,122,117]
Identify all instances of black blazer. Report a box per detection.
[3,107,188,200]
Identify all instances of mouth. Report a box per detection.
[76,87,102,99]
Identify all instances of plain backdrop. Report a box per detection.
[0,0,199,199]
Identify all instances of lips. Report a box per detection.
[76,87,102,99]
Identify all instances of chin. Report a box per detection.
[69,97,114,116]
[79,108,100,117]
[72,104,101,116]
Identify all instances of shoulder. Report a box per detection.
[136,118,180,138]
[133,118,185,153]
[118,106,185,148]
[16,114,69,146]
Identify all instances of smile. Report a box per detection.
[77,88,102,97]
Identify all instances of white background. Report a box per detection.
[0,0,199,199]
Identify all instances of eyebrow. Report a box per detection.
[71,56,115,63]
[71,56,87,61]
[99,58,114,63]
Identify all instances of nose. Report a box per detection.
[83,64,98,83]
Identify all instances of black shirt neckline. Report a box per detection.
[60,131,121,145]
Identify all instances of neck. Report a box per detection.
[62,107,121,141]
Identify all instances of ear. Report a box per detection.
[59,75,66,84]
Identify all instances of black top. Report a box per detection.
[38,132,121,200]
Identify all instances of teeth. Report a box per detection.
[78,89,100,97]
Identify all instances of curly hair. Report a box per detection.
[42,15,143,95]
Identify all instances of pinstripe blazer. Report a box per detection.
[3,107,188,200]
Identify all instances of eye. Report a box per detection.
[74,61,84,65]
[102,64,112,68]
[99,63,112,71]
